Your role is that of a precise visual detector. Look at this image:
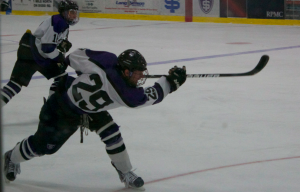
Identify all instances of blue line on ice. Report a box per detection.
[1,45,300,83]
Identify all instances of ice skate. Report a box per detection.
[112,162,145,191]
[4,150,21,182]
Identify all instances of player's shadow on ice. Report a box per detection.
[5,179,120,192]
[3,120,39,128]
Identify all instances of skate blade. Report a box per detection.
[5,178,11,183]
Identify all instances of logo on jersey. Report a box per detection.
[72,74,114,111]
[199,0,214,14]
[145,87,158,101]
[165,0,180,13]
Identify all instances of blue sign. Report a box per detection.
[165,0,180,13]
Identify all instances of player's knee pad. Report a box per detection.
[28,135,47,156]
[29,134,62,156]
[10,59,37,87]
[89,111,121,146]
[17,32,33,60]
[89,111,114,132]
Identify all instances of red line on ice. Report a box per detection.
[112,155,300,191]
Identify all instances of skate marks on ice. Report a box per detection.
[3,120,39,128]
[4,179,114,192]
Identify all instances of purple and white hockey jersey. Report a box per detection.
[65,48,171,113]
[30,14,69,67]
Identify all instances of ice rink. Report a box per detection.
[1,15,300,192]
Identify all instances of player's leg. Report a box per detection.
[1,33,37,107]
[89,111,144,190]
[4,95,80,181]
[1,59,37,107]
[4,97,57,181]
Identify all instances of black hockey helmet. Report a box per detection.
[117,49,148,86]
[117,49,147,71]
[58,0,79,25]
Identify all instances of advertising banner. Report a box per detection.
[160,0,185,16]
[32,0,53,11]
[247,0,284,19]
[12,0,33,11]
[104,0,159,15]
[193,0,219,17]
[285,0,300,19]
[80,0,104,13]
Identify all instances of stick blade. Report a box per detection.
[251,55,269,75]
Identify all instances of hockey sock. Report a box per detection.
[108,148,132,173]
[1,81,22,107]
[97,121,133,173]
[10,136,39,164]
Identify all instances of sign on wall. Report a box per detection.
[160,0,184,16]
[104,0,158,15]
[285,0,300,19]
[12,0,33,11]
[79,0,104,13]
[32,0,53,11]
[248,0,284,19]
[193,0,219,17]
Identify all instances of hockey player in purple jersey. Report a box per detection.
[1,0,79,107]
[3,48,186,190]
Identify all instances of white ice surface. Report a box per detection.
[1,15,300,192]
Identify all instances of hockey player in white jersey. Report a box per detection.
[1,0,79,107]
[3,48,187,190]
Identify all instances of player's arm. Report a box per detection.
[41,30,64,61]
[34,18,69,63]
[136,77,171,108]
[34,22,62,61]
[135,66,186,108]
[57,29,72,54]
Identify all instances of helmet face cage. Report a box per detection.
[62,9,79,25]
[59,0,79,25]
[136,69,149,87]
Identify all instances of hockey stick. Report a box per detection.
[146,55,269,78]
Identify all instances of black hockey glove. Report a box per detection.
[1,1,9,12]
[57,39,72,54]
[56,52,68,72]
[165,66,187,93]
